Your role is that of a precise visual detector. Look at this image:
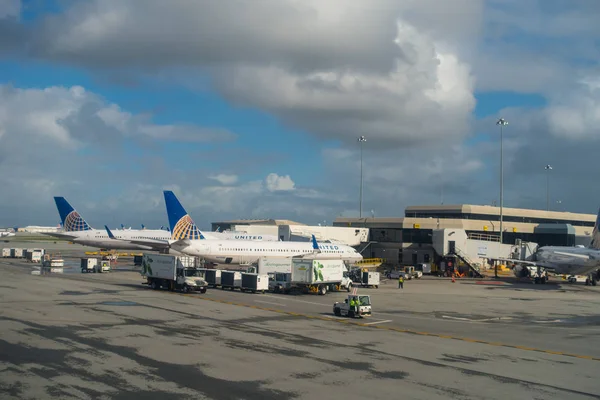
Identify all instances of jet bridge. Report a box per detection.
[278,225,369,247]
[432,229,537,277]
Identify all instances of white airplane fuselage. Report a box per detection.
[46,229,170,250]
[170,239,363,265]
[45,229,279,251]
[0,232,15,238]
[533,246,600,276]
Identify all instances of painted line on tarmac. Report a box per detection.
[362,319,392,326]
[168,291,600,363]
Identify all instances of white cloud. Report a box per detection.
[30,0,478,147]
[0,85,236,151]
[3,0,600,226]
[209,174,238,185]
[265,173,295,192]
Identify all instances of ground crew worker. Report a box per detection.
[349,297,357,314]
[398,275,404,289]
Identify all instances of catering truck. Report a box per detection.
[141,254,208,293]
[271,259,352,295]
[247,257,293,275]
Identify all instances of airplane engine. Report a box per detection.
[512,265,530,278]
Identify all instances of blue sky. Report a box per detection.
[1,0,599,228]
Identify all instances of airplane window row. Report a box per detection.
[218,248,345,253]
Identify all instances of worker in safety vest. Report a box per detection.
[349,297,357,314]
[398,275,404,289]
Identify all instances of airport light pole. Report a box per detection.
[496,118,508,246]
[496,118,508,279]
[544,164,552,211]
[358,135,367,218]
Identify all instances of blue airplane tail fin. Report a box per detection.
[163,191,205,240]
[53,197,92,232]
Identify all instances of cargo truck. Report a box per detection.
[271,259,352,295]
[141,254,208,293]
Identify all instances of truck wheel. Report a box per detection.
[200,288,207,294]
[374,285,379,289]
[318,285,327,296]
[346,283,352,292]
[151,281,158,290]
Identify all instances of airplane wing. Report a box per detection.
[496,258,539,266]
[42,232,78,240]
[104,225,171,250]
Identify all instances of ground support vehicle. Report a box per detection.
[141,254,208,293]
[333,294,372,318]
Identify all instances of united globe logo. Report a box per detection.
[64,211,91,231]
[172,215,202,240]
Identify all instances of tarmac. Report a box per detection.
[1,240,600,399]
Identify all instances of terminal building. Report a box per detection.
[334,204,597,267]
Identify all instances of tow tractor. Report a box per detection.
[333,293,372,318]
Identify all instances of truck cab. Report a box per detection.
[177,268,209,293]
[333,294,372,318]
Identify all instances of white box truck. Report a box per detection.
[272,259,352,295]
[142,254,208,293]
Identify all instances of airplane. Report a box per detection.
[106,190,280,251]
[0,231,15,238]
[498,208,600,286]
[43,197,172,251]
[159,191,363,265]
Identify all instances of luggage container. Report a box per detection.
[204,269,222,287]
[220,271,242,290]
[11,248,24,258]
[241,273,269,294]
[81,258,98,273]
[27,251,43,263]
[133,255,143,266]
[2,248,11,257]
[360,271,380,288]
